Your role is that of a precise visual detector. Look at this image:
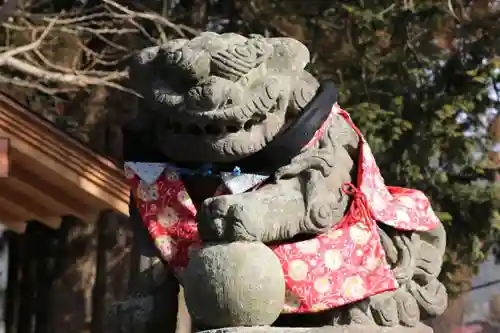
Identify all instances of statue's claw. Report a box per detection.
[197,195,259,242]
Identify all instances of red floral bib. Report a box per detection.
[125,104,440,313]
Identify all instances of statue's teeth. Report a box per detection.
[187,123,204,136]
[253,113,267,123]
[243,119,258,131]
[206,123,224,136]
[226,125,240,133]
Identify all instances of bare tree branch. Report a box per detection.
[2,56,133,91]
[0,0,199,98]
[0,74,80,95]
[0,13,56,62]
[101,0,199,37]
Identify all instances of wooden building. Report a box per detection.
[0,91,130,232]
[0,93,183,333]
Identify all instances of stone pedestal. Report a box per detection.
[197,323,434,333]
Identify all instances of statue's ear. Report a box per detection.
[267,38,311,73]
[288,71,321,115]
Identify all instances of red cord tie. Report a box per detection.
[341,182,374,227]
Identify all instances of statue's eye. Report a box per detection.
[202,85,213,98]
[165,50,183,64]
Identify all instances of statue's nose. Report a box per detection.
[187,77,242,111]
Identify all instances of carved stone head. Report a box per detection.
[129,32,319,162]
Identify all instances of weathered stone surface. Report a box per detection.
[197,323,434,333]
[128,31,448,332]
[182,242,285,328]
[129,32,315,163]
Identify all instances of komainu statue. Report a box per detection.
[123,32,448,333]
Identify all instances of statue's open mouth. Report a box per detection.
[147,76,289,162]
[162,109,271,137]
[161,95,284,138]
[157,77,285,138]
[155,107,288,163]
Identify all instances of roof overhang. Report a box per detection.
[0,93,130,233]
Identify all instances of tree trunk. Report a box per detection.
[42,217,97,333]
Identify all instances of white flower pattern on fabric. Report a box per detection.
[365,255,380,270]
[370,191,387,210]
[124,166,136,179]
[289,260,309,281]
[395,210,411,224]
[296,238,320,254]
[342,276,367,300]
[357,132,440,231]
[137,181,158,202]
[155,236,177,261]
[324,250,343,270]
[158,206,180,227]
[314,276,330,294]
[398,196,415,208]
[149,184,158,200]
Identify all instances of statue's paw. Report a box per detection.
[197,195,260,242]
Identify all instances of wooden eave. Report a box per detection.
[0,93,130,233]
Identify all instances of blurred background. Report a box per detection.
[0,0,499,333]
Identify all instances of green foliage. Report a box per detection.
[228,0,500,291]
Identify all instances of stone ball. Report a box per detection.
[182,241,285,329]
